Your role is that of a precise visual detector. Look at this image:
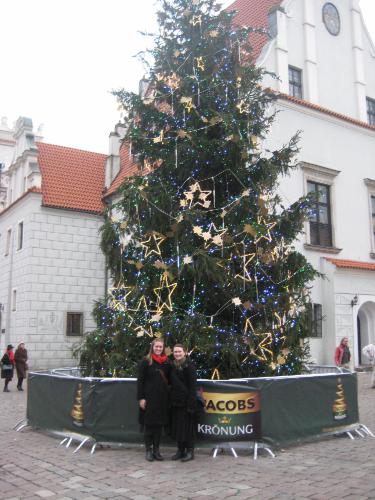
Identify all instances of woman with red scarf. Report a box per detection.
[1,344,15,392]
[137,339,170,461]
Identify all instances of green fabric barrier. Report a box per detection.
[27,371,359,447]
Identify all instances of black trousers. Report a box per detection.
[144,425,162,449]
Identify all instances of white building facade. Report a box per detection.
[0,118,106,368]
[232,0,375,367]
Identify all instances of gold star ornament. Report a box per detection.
[140,232,166,258]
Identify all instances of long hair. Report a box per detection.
[340,337,348,346]
[145,338,165,365]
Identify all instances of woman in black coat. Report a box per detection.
[137,338,170,462]
[170,344,197,462]
[1,344,15,392]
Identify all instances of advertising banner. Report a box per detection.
[196,381,261,441]
[27,371,359,448]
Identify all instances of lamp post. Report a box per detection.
[351,295,359,307]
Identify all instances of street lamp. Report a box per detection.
[351,295,359,307]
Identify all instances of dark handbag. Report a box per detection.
[2,364,13,370]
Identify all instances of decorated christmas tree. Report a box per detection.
[77,0,318,379]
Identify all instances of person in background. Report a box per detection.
[1,344,15,392]
[14,342,28,391]
[362,341,375,388]
[335,337,351,370]
[137,338,170,462]
[169,344,198,462]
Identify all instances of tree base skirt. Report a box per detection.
[27,370,360,448]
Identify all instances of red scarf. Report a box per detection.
[152,353,167,364]
[7,350,15,363]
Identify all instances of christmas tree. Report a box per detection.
[77,0,318,379]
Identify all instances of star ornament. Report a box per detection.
[140,232,166,258]
[107,284,133,312]
[234,251,256,283]
[153,130,165,144]
[204,223,228,249]
[180,96,194,113]
[166,72,180,90]
[254,217,277,244]
[255,332,274,362]
[182,181,212,209]
[135,325,155,338]
[154,275,177,312]
[190,14,202,26]
[195,56,205,71]
[236,99,251,114]
[232,297,242,306]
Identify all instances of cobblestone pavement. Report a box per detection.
[1,373,375,500]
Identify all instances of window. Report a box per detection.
[307,181,332,246]
[17,222,23,250]
[11,289,17,312]
[5,228,11,256]
[366,97,375,126]
[289,66,303,99]
[306,303,322,338]
[66,312,83,337]
[371,196,375,245]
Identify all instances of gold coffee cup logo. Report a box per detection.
[202,391,260,414]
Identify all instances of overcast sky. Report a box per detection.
[0,0,374,154]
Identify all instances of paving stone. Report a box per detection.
[1,375,375,499]
[34,491,56,498]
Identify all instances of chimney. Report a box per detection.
[105,122,128,188]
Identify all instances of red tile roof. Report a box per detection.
[227,0,281,60]
[37,142,106,214]
[279,93,375,132]
[325,258,375,271]
[103,144,138,198]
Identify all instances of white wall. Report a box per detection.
[0,194,105,368]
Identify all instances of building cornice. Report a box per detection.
[277,93,375,135]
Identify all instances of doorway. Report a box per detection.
[357,301,375,366]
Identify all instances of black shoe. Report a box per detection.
[17,386,23,391]
[3,388,10,392]
[171,449,186,460]
[145,449,154,462]
[181,449,194,462]
[153,448,164,461]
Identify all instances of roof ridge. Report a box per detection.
[36,141,107,157]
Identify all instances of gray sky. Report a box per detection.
[0,0,374,154]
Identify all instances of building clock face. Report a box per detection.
[322,3,340,36]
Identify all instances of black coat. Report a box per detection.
[1,353,14,380]
[137,358,170,427]
[169,359,198,446]
[170,360,197,411]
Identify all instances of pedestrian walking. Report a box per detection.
[170,344,198,462]
[14,341,28,391]
[1,344,15,392]
[362,341,375,388]
[137,338,170,462]
[335,337,351,370]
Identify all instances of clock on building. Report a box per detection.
[322,3,340,36]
